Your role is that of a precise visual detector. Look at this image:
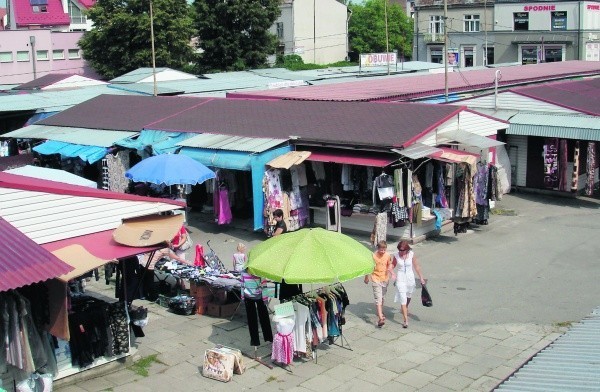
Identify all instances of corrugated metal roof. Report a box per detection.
[507,113,600,141]
[3,125,138,147]
[0,217,73,292]
[444,129,505,148]
[495,306,600,391]
[110,67,197,83]
[176,133,287,152]
[510,113,600,129]
[0,172,185,244]
[0,85,141,113]
[228,61,600,102]
[107,83,183,96]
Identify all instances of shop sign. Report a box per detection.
[360,52,397,67]
[588,4,600,10]
[543,138,559,188]
[552,11,567,30]
[523,4,556,11]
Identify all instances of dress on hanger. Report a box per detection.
[271,316,295,365]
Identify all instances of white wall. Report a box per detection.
[494,2,581,31]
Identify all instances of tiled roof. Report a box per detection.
[39,95,210,131]
[14,0,70,27]
[227,61,600,102]
[149,98,463,149]
[508,78,600,116]
[0,217,72,292]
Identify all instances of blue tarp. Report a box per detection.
[181,145,292,230]
[25,111,59,126]
[116,130,194,156]
[33,140,107,164]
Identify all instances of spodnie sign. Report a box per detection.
[360,52,397,67]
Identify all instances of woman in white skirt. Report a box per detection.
[390,240,426,328]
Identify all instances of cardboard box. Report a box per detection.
[206,301,241,318]
[196,303,209,315]
[202,348,235,382]
[190,281,212,297]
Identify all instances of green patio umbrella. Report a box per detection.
[247,227,374,284]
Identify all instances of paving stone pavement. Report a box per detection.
[54,193,600,391]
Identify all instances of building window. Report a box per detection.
[52,49,65,60]
[32,5,48,12]
[544,47,564,62]
[69,1,87,24]
[68,49,80,59]
[464,14,480,32]
[36,50,49,61]
[429,15,444,40]
[463,46,475,67]
[514,12,529,31]
[429,47,443,64]
[485,46,494,65]
[551,11,567,31]
[17,51,30,62]
[0,52,13,63]
[276,22,284,40]
[521,46,537,64]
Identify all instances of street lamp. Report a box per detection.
[29,35,37,80]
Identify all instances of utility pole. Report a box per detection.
[444,0,448,102]
[384,0,390,75]
[484,0,488,66]
[150,0,158,97]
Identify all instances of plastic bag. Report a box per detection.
[421,284,433,307]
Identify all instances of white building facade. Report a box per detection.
[271,0,349,64]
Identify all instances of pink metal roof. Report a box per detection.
[307,150,397,167]
[14,0,70,27]
[0,217,73,292]
[507,78,600,116]
[227,61,600,102]
[0,172,186,207]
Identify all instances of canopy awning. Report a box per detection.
[33,140,108,164]
[392,143,442,160]
[442,130,505,149]
[267,151,311,169]
[306,149,396,167]
[53,245,109,283]
[177,133,286,153]
[179,147,255,170]
[431,147,478,167]
[3,124,138,147]
[42,230,162,260]
[113,214,184,247]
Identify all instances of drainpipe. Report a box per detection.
[30,36,37,80]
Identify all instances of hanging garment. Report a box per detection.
[372,212,388,245]
[405,169,413,206]
[105,151,129,193]
[217,187,232,225]
[474,162,489,205]
[411,174,422,205]
[558,140,569,192]
[586,142,596,196]
[572,141,580,192]
[271,317,295,365]
[293,302,310,354]
[311,162,326,181]
[244,299,273,347]
[290,164,308,187]
[394,168,405,207]
[425,162,434,189]
[435,163,448,208]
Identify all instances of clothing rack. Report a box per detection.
[282,282,352,364]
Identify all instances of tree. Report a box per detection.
[193,0,281,73]
[348,0,412,58]
[79,0,195,80]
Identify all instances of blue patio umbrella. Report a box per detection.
[125,153,216,186]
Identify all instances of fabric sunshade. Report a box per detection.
[430,147,478,167]
[54,245,109,282]
[267,151,311,169]
[42,230,162,260]
[392,143,442,160]
[179,147,254,170]
[113,214,184,247]
[307,150,396,167]
[33,140,107,164]
[3,124,138,147]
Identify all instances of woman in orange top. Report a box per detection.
[364,240,394,327]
